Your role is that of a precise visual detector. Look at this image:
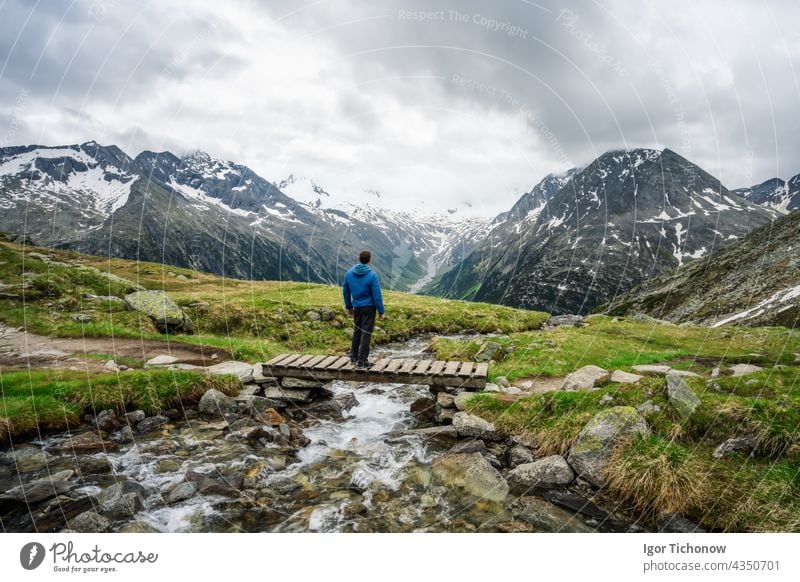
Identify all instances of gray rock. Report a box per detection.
[281,376,324,389]
[712,435,758,459]
[483,383,501,393]
[136,415,169,433]
[206,361,254,383]
[610,370,643,384]
[636,400,661,415]
[449,439,487,455]
[436,392,456,408]
[475,342,502,362]
[103,360,120,372]
[599,394,614,405]
[711,367,721,378]
[305,310,321,321]
[59,431,117,453]
[500,386,523,395]
[97,481,146,519]
[167,482,197,504]
[547,314,585,327]
[507,456,575,493]
[144,355,179,367]
[453,392,474,411]
[94,409,119,431]
[262,385,314,403]
[406,425,459,438]
[632,364,673,376]
[658,512,706,533]
[495,376,510,388]
[1,478,73,503]
[198,388,239,416]
[251,365,278,385]
[3,447,52,472]
[729,363,764,377]
[512,496,593,532]
[125,410,146,424]
[434,405,455,424]
[431,453,509,502]
[567,406,650,487]
[669,370,702,378]
[77,456,113,475]
[506,445,535,468]
[666,372,701,418]
[70,313,93,322]
[69,511,111,532]
[561,365,610,391]
[409,397,436,421]
[124,290,192,334]
[452,412,503,441]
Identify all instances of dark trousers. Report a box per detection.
[350,306,377,364]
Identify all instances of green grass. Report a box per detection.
[0,368,240,443]
[433,314,800,380]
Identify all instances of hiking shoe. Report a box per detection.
[355,361,373,369]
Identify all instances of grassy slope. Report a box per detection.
[432,317,800,531]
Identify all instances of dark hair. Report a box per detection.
[359,250,371,264]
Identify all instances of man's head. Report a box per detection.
[358,250,371,264]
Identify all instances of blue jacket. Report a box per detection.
[343,263,384,314]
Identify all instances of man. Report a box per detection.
[343,250,385,368]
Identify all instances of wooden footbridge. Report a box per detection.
[262,354,488,390]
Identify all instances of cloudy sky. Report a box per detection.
[1,0,798,216]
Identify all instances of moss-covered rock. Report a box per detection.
[431,452,509,502]
[124,290,192,333]
[566,406,650,487]
[666,372,701,417]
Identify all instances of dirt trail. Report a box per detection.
[0,324,230,371]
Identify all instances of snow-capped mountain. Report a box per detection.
[431,148,778,314]
[0,142,485,291]
[733,174,800,214]
[606,205,800,327]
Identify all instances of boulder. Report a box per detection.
[144,355,179,367]
[125,410,146,424]
[658,513,706,533]
[632,364,673,376]
[474,342,501,362]
[501,386,523,395]
[449,439,487,455]
[167,482,197,504]
[251,365,278,385]
[729,363,764,377]
[198,389,239,416]
[263,386,315,403]
[281,377,324,389]
[506,445,535,468]
[410,397,436,421]
[103,360,120,372]
[434,405,455,424]
[0,478,73,503]
[97,481,146,519]
[566,406,650,487]
[305,310,321,321]
[507,456,575,493]
[136,415,169,433]
[59,431,117,453]
[431,453,509,502]
[483,383,501,393]
[561,365,610,391]
[512,496,594,532]
[3,447,52,472]
[636,400,661,415]
[69,511,111,532]
[610,370,643,384]
[94,409,119,431]
[547,314,584,327]
[206,361,254,383]
[452,412,503,441]
[124,290,192,334]
[436,392,456,408]
[712,435,758,459]
[495,376,510,388]
[666,372,701,418]
[453,392,474,411]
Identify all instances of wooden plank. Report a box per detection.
[371,358,391,372]
[443,361,461,376]
[302,355,327,368]
[384,359,404,373]
[427,360,446,376]
[328,356,351,370]
[313,355,339,369]
[276,354,303,367]
[412,360,431,374]
[292,355,314,367]
[265,353,290,366]
[399,359,417,374]
[340,360,357,371]
[457,362,474,377]
[473,363,489,378]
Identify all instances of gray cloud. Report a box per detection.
[1,0,798,216]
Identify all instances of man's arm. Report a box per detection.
[343,276,353,313]
[371,272,385,318]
